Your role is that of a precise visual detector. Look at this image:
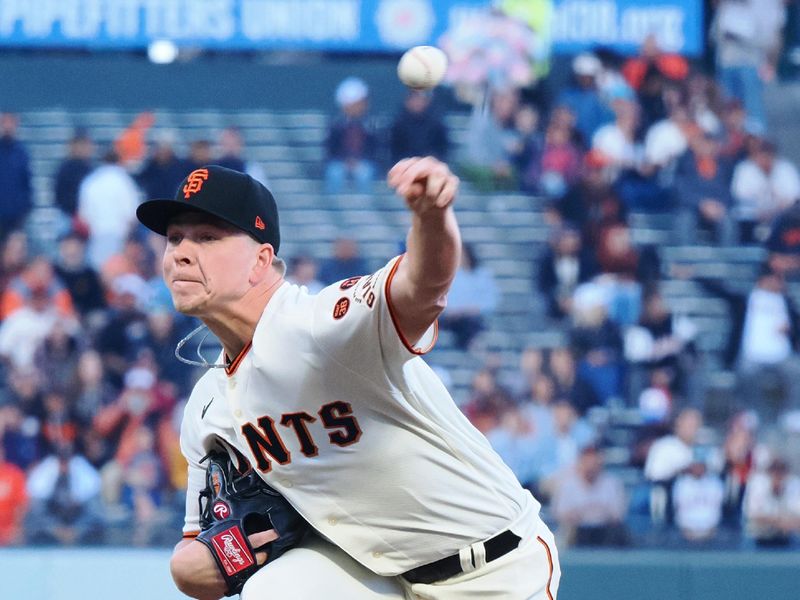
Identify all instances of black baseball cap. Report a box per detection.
[136,165,281,254]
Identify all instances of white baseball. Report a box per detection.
[397,46,448,90]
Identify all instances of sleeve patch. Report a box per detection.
[333,297,350,319]
[339,276,362,290]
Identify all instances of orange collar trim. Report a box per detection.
[225,341,252,376]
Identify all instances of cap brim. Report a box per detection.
[136,199,247,237]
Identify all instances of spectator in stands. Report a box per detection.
[673,132,737,245]
[0,112,32,238]
[718,99,749,162]
[624,291,696,403]
[390,90,448,164]
[0,275,79,370]
[636,369,674,426]
[25,440,104,545]
[215,127,268,185]
[324,77,379,195]
[537,227,596,320]
[53,232,106,318]
[591,96,640,176]
[34,322,81,398]
[462,369,513,434]
[538,114,583,198]
[318,238,368,285]
[137,130,187,201]
[537,400,596,496]
[643,94,695,178]
[519,373,558,442]
[552,445,628,547]
[121,425,168,546]
[548,346,600,416]
[54,129,95,218]
[552,150,628,249]
[100,233,152,286]
[462,88,519,191]
[556,53,614,146]
[78,149,141,270]
[672,452,725,542]
[287,255,324,294]
[623,35,689,132]
[731,138,800,243]
[0,443,27,545]
[569,283,625,404]
[511,105,544,193]
[0,398,40,470]
[743,457,800,546]
[141,309,192,391]
[486,404,541,492]
[0,254,75,320]
[72,349,116,430]
[644,408,703,525]
[712,0,786,134]
[507,346,546,400]
[688,72,725,135]
[720,413,756,528]
[185,139,213,173]
[0,230,28,295]
[95,274,151,387]
[38,388,79,455]
[215,126,246,173]
[766,199,800,277]
[439,242,499,351]
[93,366,175,506]
[114,112,154,170]
[700,263,800,415]
[595,223,660,325]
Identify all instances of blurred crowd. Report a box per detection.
[1,0,800,552]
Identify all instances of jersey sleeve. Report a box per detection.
[179,396,206,539]
[312,255,437,367]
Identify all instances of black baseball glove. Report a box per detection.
[195,449,309,596]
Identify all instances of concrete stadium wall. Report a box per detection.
[2,54,428,113]
[1,548,798,600]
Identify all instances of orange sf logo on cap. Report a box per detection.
[254,216,265,230]
[183,168,209,199]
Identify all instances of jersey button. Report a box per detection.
[281,479,293,488]
[328,517,338,526]
[228,379,237,389]
[372,551,382,559]
[233,409,242,418]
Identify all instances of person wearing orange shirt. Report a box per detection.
[0,443,28,545]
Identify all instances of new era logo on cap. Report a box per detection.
[136,165,281,254]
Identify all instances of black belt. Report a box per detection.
[401,530,521,585]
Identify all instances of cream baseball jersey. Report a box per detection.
[180,255,541,575]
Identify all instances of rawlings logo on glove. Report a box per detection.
[212,527,255,575]
[195,449,309,596]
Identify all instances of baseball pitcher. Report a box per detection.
[136,158,560,599]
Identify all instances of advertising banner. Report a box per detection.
[0,0,703,55]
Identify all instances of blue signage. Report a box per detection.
[0,0,703,55]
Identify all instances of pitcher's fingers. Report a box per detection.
[396,157,441,189]
[426,172,447,199]
[388,157,419,185]
[249,529,279,550]
[435,176,459,208]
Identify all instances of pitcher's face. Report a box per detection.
[163,213,260,317]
